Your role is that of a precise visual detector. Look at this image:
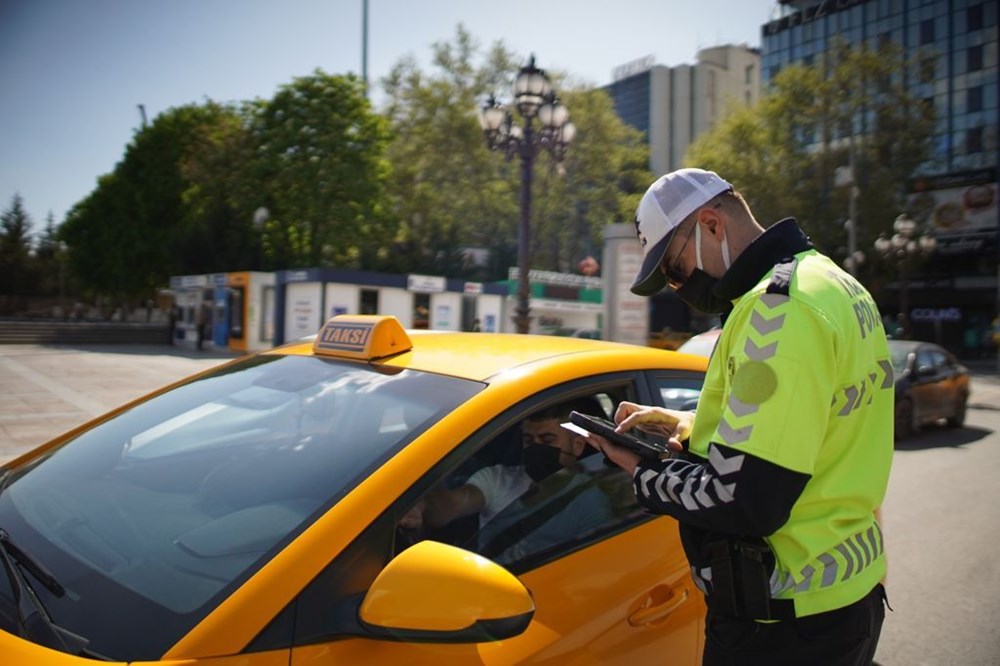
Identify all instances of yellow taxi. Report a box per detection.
[0,315,708,664]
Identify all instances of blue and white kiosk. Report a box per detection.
[274,268,507,345]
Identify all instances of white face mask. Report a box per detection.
[694,222,731,272]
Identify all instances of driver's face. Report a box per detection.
[522,418,575,458]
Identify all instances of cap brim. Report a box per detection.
[629,228,676,296]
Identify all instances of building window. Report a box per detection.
[967,4,983,31]
[968,86,983,113]
[745,64,754,85]
[967,45,983,72]
[878,31,891,50]
[412,293,430,329]
[922,97,935,121]
[966,127,984,154]
[919,19,934,45]
[918,55,936,84]
[359,289,379,315]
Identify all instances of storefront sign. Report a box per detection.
[612,55,655,82]
[507,268,603,289]
[407,274,446,293]
[910,308,962,322]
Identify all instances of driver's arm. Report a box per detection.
[414,484,486,529]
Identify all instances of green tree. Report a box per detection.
[177,101,264,271]
[529,86,651,273]
[0,193,35,302]
[33,211,68,299]
[686,38,933,265]
[381,25,651,280]
[61,103,253,304]
[249,71,393,269]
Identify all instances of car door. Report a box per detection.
[285,372,702,665]
[930,348,964,419]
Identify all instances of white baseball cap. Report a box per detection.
[630,168,733,296]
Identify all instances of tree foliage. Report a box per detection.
[0,193,34,298]
[249,71,393,269]
[58,73,393,304]
[686,38,934,267]
[60,103,249,302]
[380,25,651,280]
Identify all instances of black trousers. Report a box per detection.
[702,584,887,666]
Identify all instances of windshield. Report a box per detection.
[0,354,481,660]
[889,343,916,373]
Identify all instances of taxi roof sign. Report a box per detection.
[314,315,413,361]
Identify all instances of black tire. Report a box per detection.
[946,395,967,428]
[895,397,914,441]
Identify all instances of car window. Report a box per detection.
[288,376,657,649]
[650,372,706,411]
[916,348,936,370]
[395,387,647,571]
[889,345,914,373]
[929,350,951,369]
[0,354,481,661]
[459,391,643,568]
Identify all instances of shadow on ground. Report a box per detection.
[894,423,993,451]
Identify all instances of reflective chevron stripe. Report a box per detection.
[835,360,895,416]
[717,267,792,446]
[634,445,744,511]
[878,360,894,387]
[770,522,885,596]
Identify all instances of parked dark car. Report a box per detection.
[888,339,970,440]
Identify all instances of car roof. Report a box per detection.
[276,330,704,382]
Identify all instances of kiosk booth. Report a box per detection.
[224,271,277,353]
[169,273,225,350]
[273,268,507,345]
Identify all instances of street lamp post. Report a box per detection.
[479,55,575,334]
[874,213,936,339]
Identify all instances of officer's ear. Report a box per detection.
[698,205,725,238]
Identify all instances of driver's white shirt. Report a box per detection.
[466,464,531,525]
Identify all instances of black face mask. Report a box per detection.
[523,445,564,482]
[674,269,732,315]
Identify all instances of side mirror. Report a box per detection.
[359,540,534,643]
[916,365,936,378]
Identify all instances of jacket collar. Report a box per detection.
[715,218,813,301]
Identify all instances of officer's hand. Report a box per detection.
[585,432,641,475]
[614,401,693,452]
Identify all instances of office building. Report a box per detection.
[605,45,762,177]
[761,0,997,354]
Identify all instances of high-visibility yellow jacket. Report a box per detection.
[633,219,893,618]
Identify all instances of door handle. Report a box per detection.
[628,587,689,627]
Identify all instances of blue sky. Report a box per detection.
[0,0,779,231]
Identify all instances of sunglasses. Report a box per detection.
[661,221,697,287]
[660,201,724,287]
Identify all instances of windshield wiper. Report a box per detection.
[0,529,64,598]
[0,528,90,655]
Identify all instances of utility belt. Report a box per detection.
[694,537,796,621]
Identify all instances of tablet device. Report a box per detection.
[565,411,672,459]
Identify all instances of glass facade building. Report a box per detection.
[761,0,998,355]
[762,0,997,177]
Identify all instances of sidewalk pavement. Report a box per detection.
[0,343,240,464]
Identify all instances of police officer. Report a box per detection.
[595,169,892,665]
